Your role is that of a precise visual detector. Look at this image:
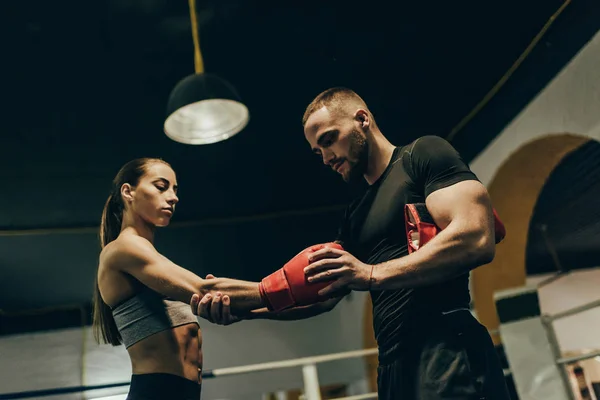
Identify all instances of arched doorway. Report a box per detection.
[471,133,591,344]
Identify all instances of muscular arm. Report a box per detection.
[103,235,264,314]
[371,136,495,289]
[245,295,346,321]
[372,179,495,289]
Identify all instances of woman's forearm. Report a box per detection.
[200,278,264,314]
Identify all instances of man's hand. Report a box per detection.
[304,247,373,297]
[190,274,241,326]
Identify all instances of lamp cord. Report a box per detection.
[446,0,572,142]
[189,0,204,74]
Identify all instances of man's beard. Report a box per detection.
[342,129,369,184]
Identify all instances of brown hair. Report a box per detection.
[92,157,170,345]
[302,87,370,126]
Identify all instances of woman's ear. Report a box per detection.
[121,183,134,204]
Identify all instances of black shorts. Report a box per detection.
[126,373,201,400]
[377,310,511,400]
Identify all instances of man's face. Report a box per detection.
[304,106,369,183]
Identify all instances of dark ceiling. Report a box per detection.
[2,0,600,323]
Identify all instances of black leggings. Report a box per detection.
[126,373,201,400]
[377,310,511,400]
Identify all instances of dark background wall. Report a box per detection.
[2,0,600,335]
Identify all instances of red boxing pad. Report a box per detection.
[405,203,440,254]
[493,208,506,244]
[259,242,343,312]
[404,203,507,253]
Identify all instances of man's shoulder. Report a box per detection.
[402,135,463,173]
[406,135,453,156]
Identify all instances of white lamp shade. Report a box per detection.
[164,73,249,145]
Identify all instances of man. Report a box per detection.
[192,87,511,399]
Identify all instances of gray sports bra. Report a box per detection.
[111,287,199,348]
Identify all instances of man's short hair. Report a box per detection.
[302,87,368,126]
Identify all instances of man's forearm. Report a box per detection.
[200,278,265,314]
[372,227,494,290]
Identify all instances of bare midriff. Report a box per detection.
[127,323,203,384]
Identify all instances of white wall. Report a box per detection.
[470,30,600,187]
[0,292,369,400]
[469,30,600,356]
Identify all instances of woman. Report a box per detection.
[92,158,266,400]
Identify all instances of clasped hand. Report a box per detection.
[190,274,240,326]
[190,249,373,325]
[304,246,373,296]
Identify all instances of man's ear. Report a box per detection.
[121,183,134,204]
[355,109,370,129]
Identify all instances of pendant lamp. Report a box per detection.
[164,0,249,145]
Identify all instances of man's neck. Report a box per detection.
[363,132,396,185]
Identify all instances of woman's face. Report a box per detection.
[124,162,179,227]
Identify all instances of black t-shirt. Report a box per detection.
[336,135,479,355]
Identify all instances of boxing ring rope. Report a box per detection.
[2,297,598,399]
[545,298,600,366]
[0,348,379,400]
[540,297,600,400]
[545,298,600,323]
[205,348,378,377]
[0,342,513,400]
[557,350,600,366]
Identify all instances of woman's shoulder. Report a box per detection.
[100,234,156,271]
